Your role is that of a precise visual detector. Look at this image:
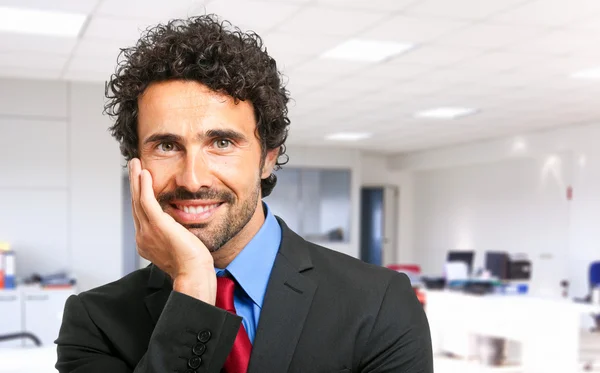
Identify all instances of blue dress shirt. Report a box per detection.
[215,203,281,344]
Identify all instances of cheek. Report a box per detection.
[143,159,178,195]
[208,155,261,191]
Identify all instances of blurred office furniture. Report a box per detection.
[447,251,475,276]
[426,289,600,373]
[485,251,532,281]
[444,261,469,282]
[387,264,421,274]
[0,287,74,348]
[360,186,398,266]
[0,332,41,347]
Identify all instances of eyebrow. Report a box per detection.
[204,129,248,143]
[142,129,248,146]
[143,133,183,145]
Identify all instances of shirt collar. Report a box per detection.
[216,202,281,309]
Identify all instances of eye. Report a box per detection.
[157,142,176,152]
[214,139,232,149]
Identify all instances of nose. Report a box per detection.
[175,148,213,192]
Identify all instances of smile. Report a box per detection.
[175,204,220,214]
[169,201,224,224]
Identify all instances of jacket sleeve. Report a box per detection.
[55,291,241,373]
[358,273,434,373]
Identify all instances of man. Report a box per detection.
[55,15,433,373]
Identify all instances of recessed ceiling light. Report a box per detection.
[414,107,478,119]
[571,67,600,80]
[0,6,87,37]
[325,132,372,141]
[321,39,415,62]
[512,137,527,153]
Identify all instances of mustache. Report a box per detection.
[157,187,235,205]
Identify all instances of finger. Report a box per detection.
[128,160,141,232]
[139,169,166,225]
[131,158,150,226]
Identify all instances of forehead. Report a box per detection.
[137,80,256,137]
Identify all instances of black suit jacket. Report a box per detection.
[55,219,433,373]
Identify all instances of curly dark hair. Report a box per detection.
[104,14,290,197]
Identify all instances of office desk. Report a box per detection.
[425,290,600,373]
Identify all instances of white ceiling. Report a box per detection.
[1,0,600,154]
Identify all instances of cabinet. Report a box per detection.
[0,288,74,348]
[0,290,22,347]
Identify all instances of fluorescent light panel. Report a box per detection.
[321,39,414,62]
[415,107,478,119]
[325,132,372,141]
[0,6,87,37]
[571,67,600,80]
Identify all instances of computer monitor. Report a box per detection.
[446,251,475,275]
[485,251,510,280]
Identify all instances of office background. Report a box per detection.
[1,0,600,371]
[2,77,598,300]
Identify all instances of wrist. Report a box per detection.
[173,267,216,305]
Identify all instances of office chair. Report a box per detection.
[0,332,42,346]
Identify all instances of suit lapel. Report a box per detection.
[248,220,317,373]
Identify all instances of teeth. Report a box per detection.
[177,204,218,214]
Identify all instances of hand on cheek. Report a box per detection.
[128,158,217,305]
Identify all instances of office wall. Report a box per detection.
[0,78,122,292]
[389,123,600,298]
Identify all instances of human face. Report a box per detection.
[137,80,278,252]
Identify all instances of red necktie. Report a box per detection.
[216,276,252,373]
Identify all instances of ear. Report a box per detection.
[261,147,280,179]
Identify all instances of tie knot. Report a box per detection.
[216,276,237,314]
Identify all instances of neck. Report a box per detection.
[211,201,266,269]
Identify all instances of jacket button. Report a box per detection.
[197,330,211,343]
[188,356,202,369]
[192,342,207,356]
[185,370,197,373]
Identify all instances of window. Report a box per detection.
[264,167,351,243]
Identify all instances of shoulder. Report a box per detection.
[75,266,154,312]
[304,241,413,302]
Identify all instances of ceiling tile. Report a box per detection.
[83,16,163,43]
[0,66,61,80]
[276,6,388,36]
[0,0,99,13]
[460,51,551,72]
[363,15,469,44]
[0,51,68,69]
[67,54,116,74]
[62,69,109,82]
[390,44,486,67]
[0,34,76,54]
[262,32,345,58]
[354,61,433,81]
[508,28,600,56]
[491,0,600,27]
[404,0,528,20]
[74,37,124,58]
[316,0,418,12]
[291,58,368,76]
[97,0,207,19]
[434,23,548,49]
[204,0,303,33]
